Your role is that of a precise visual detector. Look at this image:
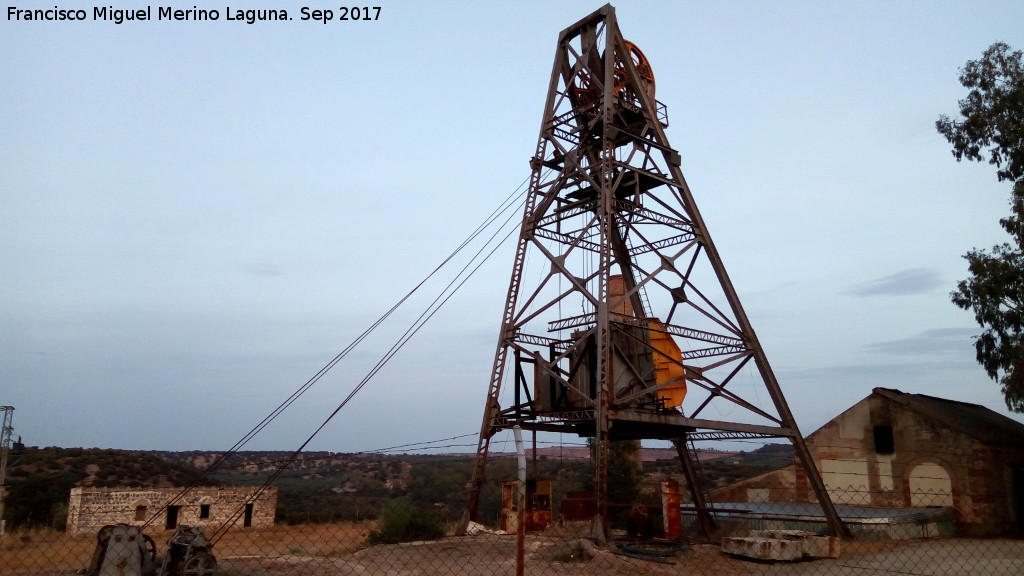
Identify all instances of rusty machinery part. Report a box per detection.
[182,551,217,576]
[143,535,158,565]
[167,525,212,549]
[573,40,655,107]
[87,524,157,576]
[158,525,216,576]
[614,40,655,101]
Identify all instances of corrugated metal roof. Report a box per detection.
[688,502,953,525]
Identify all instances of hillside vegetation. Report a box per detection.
[2,446,204,530]
[1,444,793,531]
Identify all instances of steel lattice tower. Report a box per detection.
[0,407,12,488]
[461,5,847,540]
[0,406,12,537]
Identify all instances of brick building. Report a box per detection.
[713,388,1024,536]
[66,486,276,536]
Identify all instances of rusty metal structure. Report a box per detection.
[0,406,12,489]
[85,523,216,576]
[500,478,552,533]
[158,525,217,576]
[462,4,847,540]
[0,406,12,537]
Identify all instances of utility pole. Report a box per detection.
[0,406,13,537]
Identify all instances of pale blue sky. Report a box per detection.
[3,1,1024,451]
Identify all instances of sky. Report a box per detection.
[3,1,1024,453]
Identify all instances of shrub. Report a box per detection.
[366,500,445,545]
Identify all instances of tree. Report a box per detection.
[586,438,642,526]
[936,42,1024,183]
[4,472,77,529]
[938,42,1024,412]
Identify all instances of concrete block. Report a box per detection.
[753,529,840,558]
[721,536,804,561]
[801,535,840,558]
[756,529,813,539]
[723,530,840,561]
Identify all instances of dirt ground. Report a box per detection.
[214,536,1024,576]
[216,535,749,576]
[2,524,1022,576]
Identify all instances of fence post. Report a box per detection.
[514,426,526,576]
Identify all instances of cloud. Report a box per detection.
[782,358,958,385]
[864,327,977,356]
[847,268,943,297]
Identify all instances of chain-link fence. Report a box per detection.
[3,474,1022,576]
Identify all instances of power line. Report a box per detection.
[206,179,528,542]
[144,178,527,534]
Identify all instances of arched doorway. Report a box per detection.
[908,463,953,507]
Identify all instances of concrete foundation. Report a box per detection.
[722,529,840,561]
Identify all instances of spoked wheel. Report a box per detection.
[143,534,158,563]
[613,40,655,101]
[183,551,217,575]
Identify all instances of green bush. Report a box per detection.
[366,500,445,545]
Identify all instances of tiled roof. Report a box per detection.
[873,387,1024,448]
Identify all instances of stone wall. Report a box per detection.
[66,486,276,536]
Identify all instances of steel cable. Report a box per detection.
[207,180,528,542]
[143,177,527,533]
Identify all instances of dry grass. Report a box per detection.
[0,522,374,575]
[3,524,1021,576]
[0,526,96,573]
[215,521,373,559]
[1,524,96,569]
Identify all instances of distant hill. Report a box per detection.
[737,443,795,467]
[486,446,741,462]
[5,446,204,488]
[1,446,204,530]
[150,449,349,475]
[1,443,794,531]
[694,443,795,487]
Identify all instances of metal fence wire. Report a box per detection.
[2,479,1022,576]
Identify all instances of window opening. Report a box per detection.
[873,425,894,454]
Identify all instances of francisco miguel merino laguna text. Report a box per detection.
[7,6,307,24]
